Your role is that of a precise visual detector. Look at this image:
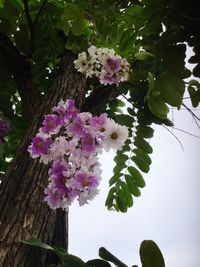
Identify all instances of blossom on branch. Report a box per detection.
[28,99,128,210]
[74,46,130,85]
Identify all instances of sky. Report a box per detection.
[68,46,200,266]
[69,107,200,267]
[68,100,200,266]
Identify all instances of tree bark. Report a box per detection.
[0,51,86,267]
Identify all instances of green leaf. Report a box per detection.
[140,240,165,267]
[127,107,136,116]
[125,175,141,197]
[148,95,169,119]
[71,18,87,36]
[134,137,153,154]
[113,164,125,174]
[0,0,4,8]
[99,248,111,262]
[87,259,111,267]
[121,181,133,208]
[119,29,135,55]
[147,72,169,119]
[114,154,129,164]
[136,125,154,138]
[156,73,185,107]
[135,51,154,61]
[105,187,115,209]
[52,246,68,260]
[109,173,123,186]
[132,156,150,173]
[116,114,134,127]
[132,149,152,166]
[63,254,88,267]
[63,3,84,19]
[22,240,53,251]
[128,166,146,188]
[116,187,127,212]
[188,85,200,108]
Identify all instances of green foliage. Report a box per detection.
[23,239,165,267]
[140,240,165,267]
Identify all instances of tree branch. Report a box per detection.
[83,85,119,113]
[83,81,147,113]
[33,0,48,26]
[23,0,33,30]
[0,34,41,121]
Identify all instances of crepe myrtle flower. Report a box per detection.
[74,172,99,190]
[29,98,129,210]
[104,57,122,73]
[28,135,52,157]
[41,114,61,134]
[74,46,130,85]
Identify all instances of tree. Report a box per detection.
[0,0,199,266]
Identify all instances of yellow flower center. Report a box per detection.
[82,180,89,186]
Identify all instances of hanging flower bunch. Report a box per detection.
[0,112,10,143]
[74,46,130,85]
[28,99,128,210]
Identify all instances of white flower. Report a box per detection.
[88,45,98,58]
[103,119,128,151]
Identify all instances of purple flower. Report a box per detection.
[81,133,96,153]
[41,114,61,134]
[29,135,52,156]
[69,117,85,137]
[67,99,79,119]
[49,161,72,194]
[74,172,98,190]
[49,161,69,177]
[44,187,62,209]
[91,113,107,131]
[101,71,118,85]
[104,57,121,73]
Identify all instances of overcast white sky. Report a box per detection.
[68,100,200,267]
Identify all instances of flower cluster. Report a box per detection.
[0,113,10,143]
[74,46,130,85]
[28,99,128,210]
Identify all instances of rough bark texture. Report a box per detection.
[0,51,86,267]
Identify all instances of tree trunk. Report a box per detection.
[0,51,86,267]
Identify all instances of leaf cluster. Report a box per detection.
[22,239,165,267]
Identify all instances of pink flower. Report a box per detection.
[91,113,107,131]
[29,135,52,156]
[41,114,61,134]
[81,133,96,153]
[67,99,79,119]
[44,187,63,209]
[100,71,118,85]
[74,172,98,190]
[69,117,85,137]
[104,57,121,73]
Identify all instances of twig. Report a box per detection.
[163,125,184,151]
[33,0,48,26]
[182,103,200,121]
[23,0,33,30]
[182,102,200,129]
[172,127,200,139]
